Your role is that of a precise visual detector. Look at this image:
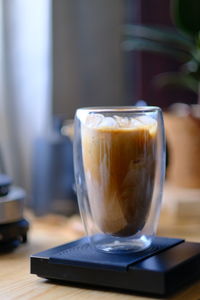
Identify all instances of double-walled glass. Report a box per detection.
[73,107,165,253]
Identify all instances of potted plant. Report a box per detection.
[123,0,200,188]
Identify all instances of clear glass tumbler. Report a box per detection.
[73,107,165,253]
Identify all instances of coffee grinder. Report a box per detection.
[0,174,29,252]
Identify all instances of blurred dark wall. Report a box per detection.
[52,0,196,116]
[126,0,196,109]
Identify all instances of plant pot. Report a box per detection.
[164,111,200,188]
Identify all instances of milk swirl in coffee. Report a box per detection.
[81,113,157,237]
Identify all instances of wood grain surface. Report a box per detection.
[1,186,200,300]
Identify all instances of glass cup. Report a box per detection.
[73,107,165,253]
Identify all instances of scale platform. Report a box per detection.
[31,236,200,296]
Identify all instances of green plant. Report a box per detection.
[123,0,200,103]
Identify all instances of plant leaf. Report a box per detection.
[122,38,192,62]
[123,24,194,51]
[171,0,200,36]
[153,72,199,93]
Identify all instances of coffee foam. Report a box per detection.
[84,113,157,132]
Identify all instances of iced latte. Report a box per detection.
[81,114,157,237]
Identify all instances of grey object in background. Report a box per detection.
[52,0,124,119]
[32,118,77,216]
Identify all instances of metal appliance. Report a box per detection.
[0,174,29,252]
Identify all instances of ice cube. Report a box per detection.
[114,116,129,128]
[98,116,118,128]
[136,116,157,135]
[129,118,143,128]
[85,113,104,128]
[114,116,142,129]
[136,116,156,125]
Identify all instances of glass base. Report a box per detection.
[91,234,151,254]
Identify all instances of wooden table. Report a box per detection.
[1,188,200,300]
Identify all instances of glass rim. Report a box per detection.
[76,106,161,114]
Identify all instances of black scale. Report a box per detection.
[31,235,200,296]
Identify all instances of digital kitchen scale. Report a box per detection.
[31,235,200,296]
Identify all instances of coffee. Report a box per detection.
[81,114,157,237]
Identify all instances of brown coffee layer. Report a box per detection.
[82,124,156,237]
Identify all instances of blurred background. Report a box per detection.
[0,0,199,217]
